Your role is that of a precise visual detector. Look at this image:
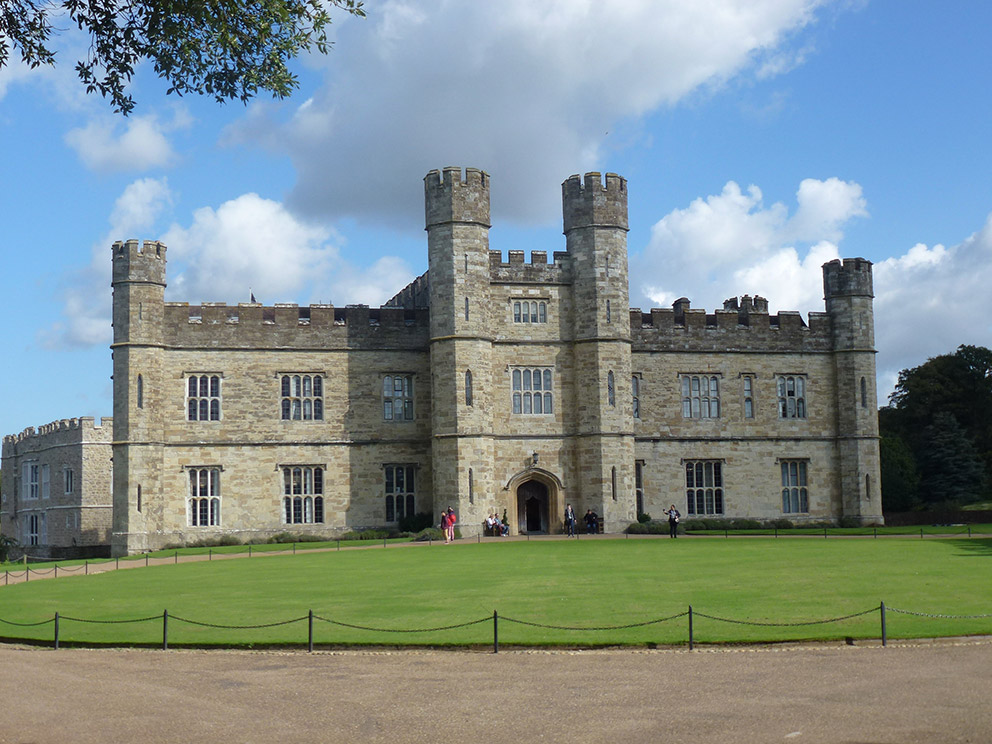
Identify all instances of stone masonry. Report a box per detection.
[2,168,883,557]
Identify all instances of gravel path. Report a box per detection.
[1,639,989,743]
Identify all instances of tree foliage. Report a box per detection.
[0,0,365,114]
[880,345,992,510]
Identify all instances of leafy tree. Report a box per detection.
[0,0,365,114]
[917,412,986,505]
[881,345,992,508]
[879,434,920,511]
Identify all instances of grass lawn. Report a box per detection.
[1,537,990,648]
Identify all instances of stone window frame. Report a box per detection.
[63,466,74,495]
[281,465,325,524]
[465,369,473,407]
[383,374,415,422]
[280,373,325,422]
[681,374,721,419]
[632,374,641,419]
[512,299,548,324]
[777,374,807,419]
[779,459,809,513]
[384,464,416,523]
[635,460,645,515]
[27,513,43,546]
[186,373,222,422]
[741,373,756,420]
[684,459,724,515]
[607,370,616,407]
[188,466,222,526]
[511,367,554,415]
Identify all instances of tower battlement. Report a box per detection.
[562,172,628,232]
[823,257,873,298]
[111,239,167,284]
[424,167,491,228]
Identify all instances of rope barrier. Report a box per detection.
[0,615,55,627]
[313,614,492,633]
[168,614,309,630]
[59,614,163,624]
[499,611,689,631]
[885,607,992,620]
[691,607,878,627]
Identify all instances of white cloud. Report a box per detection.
[630,177,863,313]
[873,215,992,402]
[161,194,340,303]
[64,110,189,172]
[40,179,173,349]
[226,0,841,227]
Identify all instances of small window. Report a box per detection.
[64,467,74,495]
[685,461,724,515]
[606,299,611,324]
[635,461,644,515]
[512,300,548,324]
[383,375,414,421]
[781,460,809,513]
[632,375,640,419]
[465,370,473,407]
[385,464,416,523]
[607,371,615,407]
[681,375,720,419]
[188,374,221,421]
[611,466,617,501]
[137,374,143,409]
[860,377,867,408]
[281,374,324,421]
[282,466,325,524]
[465,297,470,321]
[743,376,754,419]
[778,376,807,419]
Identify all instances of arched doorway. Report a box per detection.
[517,480,549,534]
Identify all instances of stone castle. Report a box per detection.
[2,168,882,557]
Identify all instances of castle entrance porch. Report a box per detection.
[504,467,564,536]
[517,480,549,534]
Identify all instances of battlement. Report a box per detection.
[424,167,491,228]
[562,172,629,232]
[631,300,833,353]
[111,239,167,284]
[487,249,572,285]
[385,272,430,309]
[823,257,873,298]
[162,302,430,349]
[3,417,112,449]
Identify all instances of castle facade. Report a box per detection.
[2,168,883,557]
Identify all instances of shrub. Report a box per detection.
[399,512,434,533]
[0,535,16,563]
[340,529,391,541]
[412,527,445,542]
[637,512,652,523]
[625,522,648,534]
[728,518,762,530]
[838,516,863,528]
[768,519,794,530]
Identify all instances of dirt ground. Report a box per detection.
[0,638,989,744]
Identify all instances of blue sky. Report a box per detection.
[2,0,991,440]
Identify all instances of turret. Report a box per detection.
[822,257,882,524]
[424,168,495,535]
[110,239,167,555]
[561,173,634,532]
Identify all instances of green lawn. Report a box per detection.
[1,537,989,648]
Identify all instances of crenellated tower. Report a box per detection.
[823,258,883,523]
[425,167,495,533]
[111,239,167,555]
[563,173,635,531]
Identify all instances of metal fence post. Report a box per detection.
[308,609,314,653]
[175,551,178,564]
[209,549,212,561]
[688,605,694,650]
[85,561,88,575]
[920,528,924,540]
[54,565,58,579]
[54,612,60,650]
[880,601,887,647]
[249,544,253,557]
[293,543,297,555]
[163,609,169,651]
[145,554,149,568]
[25,566,28,582]
[493,610,499,654]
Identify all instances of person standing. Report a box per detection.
[665,504,681,538]
[445,506,457,543]
[564,503,576,537]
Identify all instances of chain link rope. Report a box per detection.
[499,611,689,631]
[692,607,879,627]
[313,614,492,633]
[886,607,992,620]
